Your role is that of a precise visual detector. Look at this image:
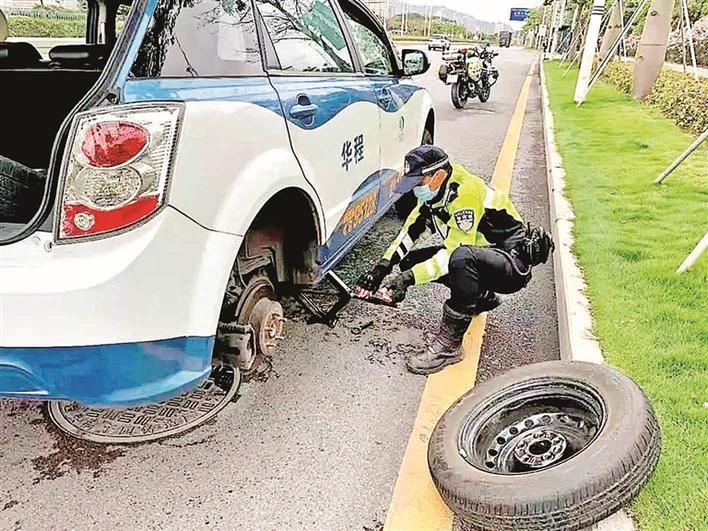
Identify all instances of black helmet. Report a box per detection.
[394,145,450,194]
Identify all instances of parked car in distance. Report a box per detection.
[428,35,450,51]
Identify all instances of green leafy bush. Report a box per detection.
[603,61,708,134]
[8,16,85,38]
[603,61,634,93]
[624,16,708,68]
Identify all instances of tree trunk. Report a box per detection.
[599,2,623,61]
[633,0,674,99]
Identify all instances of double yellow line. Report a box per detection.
[384,58,539,531]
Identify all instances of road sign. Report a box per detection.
[510,8,530,21]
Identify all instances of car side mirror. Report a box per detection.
[401,49,430,77]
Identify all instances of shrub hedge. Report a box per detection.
[8,17,85,38]
[603,61,708,135]
[624,16,708,68]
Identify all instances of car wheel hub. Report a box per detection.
[250,298,285,356]
[458,379,605,475]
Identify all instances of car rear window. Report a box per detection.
[131,0,263,78]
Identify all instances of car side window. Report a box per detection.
[131,0,262,78]
[341,7,394,76]
[254,0,354,74]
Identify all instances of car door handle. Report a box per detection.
[289,102,319,120]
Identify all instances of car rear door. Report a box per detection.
[254,0,383,269]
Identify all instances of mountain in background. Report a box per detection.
[387,1,512,34]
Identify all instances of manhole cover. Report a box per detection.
[47,365,240,444]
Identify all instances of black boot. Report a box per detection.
[407,303,474,375]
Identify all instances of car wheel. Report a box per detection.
[451,81,468,109]
[428,361,661,531]
[394,129,433,220]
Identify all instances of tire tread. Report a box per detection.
[429,366,661,531]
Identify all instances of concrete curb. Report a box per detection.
[539,60,636,531]
[539,61,605,365]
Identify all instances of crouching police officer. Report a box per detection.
[355,145,554,375]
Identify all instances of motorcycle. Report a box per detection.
[438,44,500,109]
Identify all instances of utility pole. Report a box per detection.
[428,4,433,37]
[384,0,389,32]
[541,3,553,52]
[574,0,606,103]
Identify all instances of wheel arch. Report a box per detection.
[232,186,324,288]
[425,108,436,142]
[412,89,436,143]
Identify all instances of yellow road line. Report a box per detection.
[384,58,538,531]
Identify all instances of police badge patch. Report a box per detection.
[454,209,475,232]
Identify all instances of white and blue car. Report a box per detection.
[0,0,435,407]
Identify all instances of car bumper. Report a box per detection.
[0,207,242,407]
[0,337,214,407]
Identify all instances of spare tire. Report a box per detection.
[428,361,661,531]
[0,155,46,223]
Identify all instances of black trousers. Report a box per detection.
[400,246,531,313]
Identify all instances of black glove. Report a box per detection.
[522,226,555,266]
[355,259,392,294]
[380,270,415,303]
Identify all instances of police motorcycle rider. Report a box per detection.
[355,146,554,375]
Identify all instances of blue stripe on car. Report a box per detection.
[123,77,423,129]
[318,168,401,270]
[124,77,284,115]
[0,336,214,407]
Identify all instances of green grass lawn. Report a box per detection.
[544,62,707,531]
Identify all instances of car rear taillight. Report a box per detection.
[80,121,149,168]
[57,104,182,241]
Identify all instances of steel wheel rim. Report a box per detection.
[457,378,606,475]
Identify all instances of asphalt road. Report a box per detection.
[0,47,558,531]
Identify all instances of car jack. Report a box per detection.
[296,271,352,328]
